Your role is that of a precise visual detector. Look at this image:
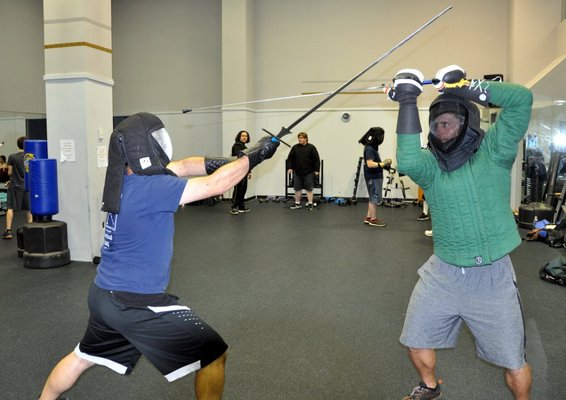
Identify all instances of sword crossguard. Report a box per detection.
[262,128,291,148]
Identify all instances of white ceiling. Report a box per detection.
[527,55,566,106]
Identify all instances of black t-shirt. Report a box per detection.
[7,151,25,189]
[0,166,9,183]
[363,145,383,180]
[286,143,320,176]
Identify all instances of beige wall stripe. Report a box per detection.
[44,42,112,54]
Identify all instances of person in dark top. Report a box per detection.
[286,132,320,210]
[230,130,251,214]
[359,127,391,227]
[2,136,32,240]
[0,155,9,183]
[0,155,9,216]
[38,113,279,400]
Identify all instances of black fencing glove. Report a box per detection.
[434,64,491,107]
[204,156,237,175]
[385,69,424,134]
[239,136,280,170]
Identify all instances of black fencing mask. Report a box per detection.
[359,127,385,149]
[427,94,485,172]
[101,112,176,213]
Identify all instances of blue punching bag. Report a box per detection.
[22,158,70,268]
[24,140,48,191]
[29,159,58,218]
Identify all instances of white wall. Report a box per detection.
[109,0,510,199]
[155,110,223,158]
[206,107,430,200]
[0,117,26,156]
[252,0,509,110]
[111,0,222,116]
[509,0,562,84]
[2,0,566,202]
[0,0,45,113]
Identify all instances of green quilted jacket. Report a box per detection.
[397,82,533,267]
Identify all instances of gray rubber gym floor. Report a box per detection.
[1,200,564,399]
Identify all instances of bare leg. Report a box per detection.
[367,202,377,219]
[195,352,227,400]
[39,351,94,400]
[5,208,13,230]
[505,364,531,400]
[407,348,438,389]
[306,191,314,204]
[26,210,32,223]
[294,191,302,204]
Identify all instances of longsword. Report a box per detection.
[269,5,453,140]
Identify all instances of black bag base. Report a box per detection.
[517,202,554,228]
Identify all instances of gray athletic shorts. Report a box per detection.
[400,254,527,370]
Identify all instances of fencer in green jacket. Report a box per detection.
[387,66,533,400]
[398,78,531,267]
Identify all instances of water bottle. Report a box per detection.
[533,215,538,227]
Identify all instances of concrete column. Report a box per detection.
[43,0,113,261]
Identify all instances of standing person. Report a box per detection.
[387,66,533,400]
[286,132,320,210]
[230,130,251,215]
[0,155,9,183]
[38,113,279,400]
[359,127,391,227]
[2,136,32,240]
[0,155,9,216]
[420,200,432,237]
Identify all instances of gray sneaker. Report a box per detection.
[367,218,386,227]
[402,382,441,399]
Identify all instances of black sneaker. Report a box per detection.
[402,382,442,399]
[2,229,12,240]
[229,208,239,215]
[416,213,430,221]
[289,203,302,210]
[238,207,251,213]
[306,203,314,211]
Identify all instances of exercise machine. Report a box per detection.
[382,166,410,208]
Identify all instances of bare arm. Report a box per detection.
[174,156,250,205]
[167,157,208,178]
[366,159,392,169]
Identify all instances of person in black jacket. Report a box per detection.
[286,132,320,210]
[230,130,251,214]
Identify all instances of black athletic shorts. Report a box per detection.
[293,172,315,191]
[6,187,30,211]
[76,283,228,382]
